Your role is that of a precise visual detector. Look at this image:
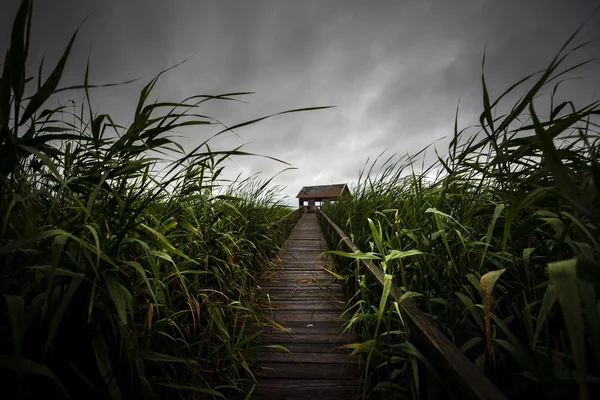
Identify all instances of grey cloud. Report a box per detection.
[1,0,599,205]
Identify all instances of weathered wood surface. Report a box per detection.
[250,213,364,399]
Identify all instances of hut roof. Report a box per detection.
[296,184,350,199]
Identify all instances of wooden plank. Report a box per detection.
[261,281,338,288]
[250,351,359,364]
[253,362,359,379]
[272,262,331,265]
[249,390,361,400]
[258,285,339,291]
[260,274,337,288]
[260,310,349,322]
[258,283,340,289]
[250,382,362,400]
[249,212,362,399]
[257,287,343,294]
[262,270,333,276]
[263,276,334,281]
[259,321,347,329]
[258,288,341,294]
[278,251,328,256]
[259,297,343,303]
[281,249,327,253]
[258,295,345,302]
[276,257,330,263]
[262,295,343,301]
[261,293,344,300]
[252,342,355,354]
[272,263,334,267]
[282,245,327,249]
[270,267,333,272]
[257,324,355,338]
[259,278,337,285]
[261,279,336,285]
[269,267,333,272]
[274,261,332,265]
[262,272,333,280]
[270,266,335,270]
[278,252,327,256]
[259,286,343,293]
[256,333,357,344]
[263,288,343,294]
[257,302,345,311]
[274,261,331,266]
[260,280,335,286]
[266,299,345,305]
[264,271,335,276]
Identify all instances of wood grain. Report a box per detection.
[250,212,363,399]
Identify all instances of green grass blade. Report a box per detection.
[548,258,589,399]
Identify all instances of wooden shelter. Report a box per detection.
[296,183,350,213]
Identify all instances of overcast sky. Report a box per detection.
[2,0,600,205]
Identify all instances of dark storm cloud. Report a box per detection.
[2,0,599,204]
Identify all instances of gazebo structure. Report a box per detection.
[296,183,350,213]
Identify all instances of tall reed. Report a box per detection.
[324,28,600,400]
[0,2,309,398]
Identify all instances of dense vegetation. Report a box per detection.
[0,2,303,399]
[323,30,600,400]
[3,1,599,400]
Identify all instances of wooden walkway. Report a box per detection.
[249,213,363,399]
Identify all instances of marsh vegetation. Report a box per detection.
[323,28,600,400]
[1,1,303,398]
[2,1,599,399]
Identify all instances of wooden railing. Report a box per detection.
[316,208,507,400]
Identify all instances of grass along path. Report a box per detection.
[323,30,600,400]
[0,1,309,399]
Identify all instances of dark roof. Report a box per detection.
[296,184,350,199]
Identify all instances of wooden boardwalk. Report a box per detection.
[249,213,363,399]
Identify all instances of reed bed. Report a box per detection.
[324,29,600,400]
[1,2,305,398]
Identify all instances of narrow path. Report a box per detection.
[250,213,363,399]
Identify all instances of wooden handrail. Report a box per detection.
[316,208,507,400]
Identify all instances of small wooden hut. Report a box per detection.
[296,183,350,213]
